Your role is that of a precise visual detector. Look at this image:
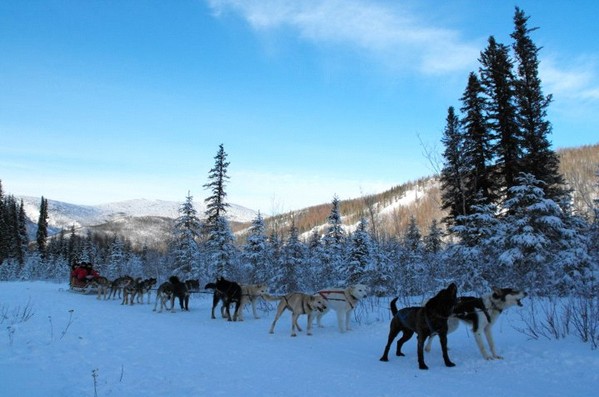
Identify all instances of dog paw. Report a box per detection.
[494,355,503,360]
[419,364,429,370]
[379,357,389,362]
[445,362,456,367]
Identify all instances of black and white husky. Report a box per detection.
[426,287,527,360]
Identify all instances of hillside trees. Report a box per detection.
[0,188,30,268]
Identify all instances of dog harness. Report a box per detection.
[284,294,312,314]
[318,290,358,309]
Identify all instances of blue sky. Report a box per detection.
[1,1,598,213]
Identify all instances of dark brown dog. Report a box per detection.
[204,276,242,321]
[380,283,458,370]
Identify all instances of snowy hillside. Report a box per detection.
[1,281,597,397]
[19,196,258,231]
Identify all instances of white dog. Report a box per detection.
[313,284,368,333]
[267,292,328,337]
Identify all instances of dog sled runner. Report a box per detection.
[69,278,99,294]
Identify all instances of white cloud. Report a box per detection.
[207,0,479,75]
[540,56,599,101]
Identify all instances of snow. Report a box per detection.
[19,197,258,228]
[1,281,597,397]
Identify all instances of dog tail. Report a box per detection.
[390,297,399,316]
[261,293,284,301]
[204,283,216,290]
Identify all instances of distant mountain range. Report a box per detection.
[19,197,259,249]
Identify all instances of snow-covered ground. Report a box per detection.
[1,281,597,397]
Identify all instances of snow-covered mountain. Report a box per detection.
[19,196,258,237]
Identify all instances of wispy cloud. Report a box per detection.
[207,0,479,75]
[540,56,599,101]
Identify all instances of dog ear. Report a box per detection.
[492,286,502,296]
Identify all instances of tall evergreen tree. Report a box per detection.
[424,219,443,255]
[36,196,49,259]
[440,106,467,225]
[0,181,8,263]
[266,230,283,292]
[16,199,29,265]
[203,144,236,277]
[203,144,230,233]
[460,72,496,204]
[171,192,202,277]
[479,36,522,193]
[242,212,269,283]
[277,220,306,292]
[346,217,373,285]
[401,216,426,295]
[511,7,566,202]
[322,195,346,284]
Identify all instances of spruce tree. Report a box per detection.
[440,106,467,225]
[424,219,443,254]
[171,192,202,277]
[346,217,373,285]
[36,197,49,259]
[277,220,306,292]
[17,199,29,265]
[500,173,589,294]
[203,144,230,233]
[322,195,346,284]
[511,7,566,202]
[203,144,236,277]
[460,72,496,204]
[0,181,8,263]
[479,36,522,193]
[242,212,269,283]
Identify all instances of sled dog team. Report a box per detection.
[81,272,527,370]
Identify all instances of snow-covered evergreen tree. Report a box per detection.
[500,173,590,294]
[36,196,49,259]
[305,229,324,291]
[265,230,284,292]
[106,235,127,279]
[170,192,202,278]
[275,221,306,292]
[202,144,237,278]
[401,216,426,295]
[322,195,346,285]
[450,194,502,293]
[242,212,269,283]
[205,215,237,278]
[345,217,373,285]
